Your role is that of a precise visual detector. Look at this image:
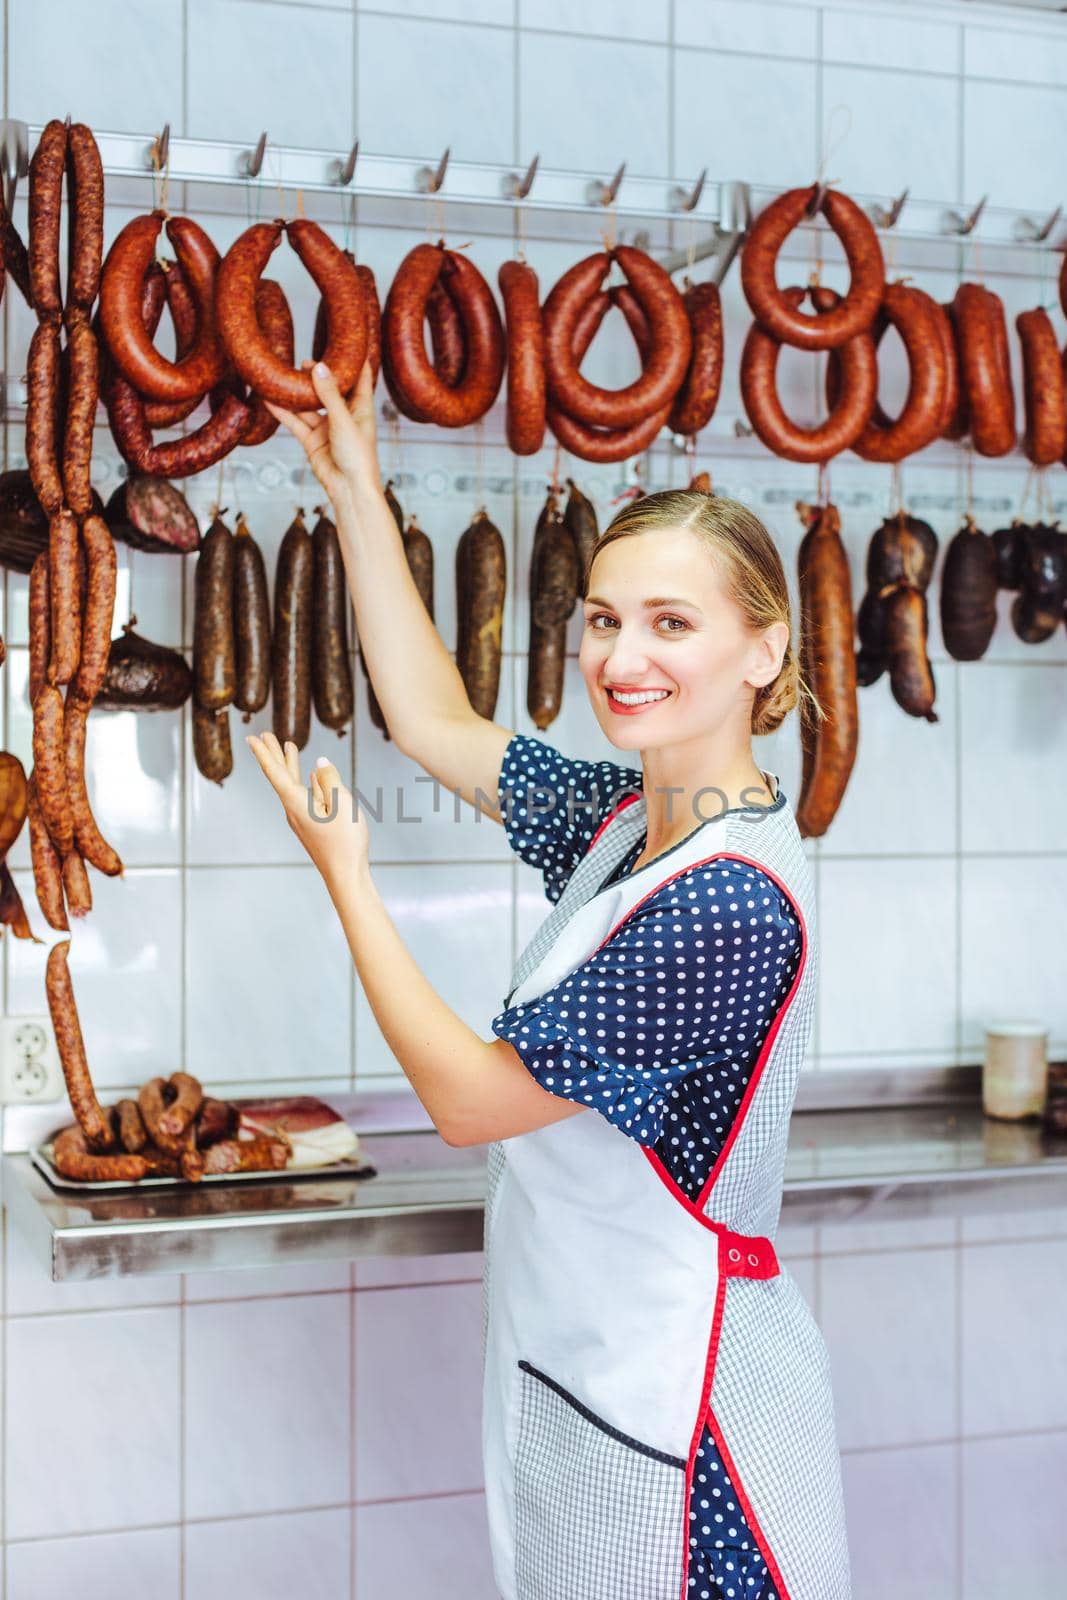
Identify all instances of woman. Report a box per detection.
[248,360,852,1600]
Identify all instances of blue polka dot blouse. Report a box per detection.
[491,733,797,1598]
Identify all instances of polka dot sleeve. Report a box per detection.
[490,858,802,1194]
[497,732,642,904]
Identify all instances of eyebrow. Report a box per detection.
[583,595,703,611]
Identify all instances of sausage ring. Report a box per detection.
[140,261,201,428]
[667,279,724,437]
[1016,306,1066,466]
[216,218,367,409]
[544,289,670,462]
[210,279,295,447]
[100,211,226,401]
[933,300,966,440]
[740,185,885,351]
[823,282,946,462]
[952,283,1016,457]
[499,258,546,455]
[739,284,877,463]
[542,246,691,427]
[381,242,504,426]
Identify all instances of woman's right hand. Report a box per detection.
[265,358,382,515]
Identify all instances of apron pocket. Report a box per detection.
[514,1359,686,1600]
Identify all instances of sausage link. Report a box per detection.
[314,259,381,389]
[667,280,724,437]
[100,211,225,401]
[203,1135,288,1174]
[272,512,314,750]
[311,510,354,733]
[794,501,859,838]
[932,299,965,440]
[70,512,117,709]
[32,682,74,854]
[740,285,877,463]
[741,186,884,350]
[61,317,100,515]
[46,939,113,1150]
[53,1123,146,1181]
[216,220,367,410]
[426,275,467,386]
[142,261,200,428]
[883,584,938,719]
[64,697,123,876]
[193,515,236,711]
[48,508,82,684]
[455,511,506,719]
[29,550,51,706]
[543,246,691,428]
[103,361,250,478]
[158,1071,204,1141]
[27,769,68,931]
[192,702,233,785]
[1016,307,1066,466]
[232,516,271,719]
[210,279,294,446]
[28,120,67,325]
[115,1098,148,1154]
[27,321,64,515]
[64,123,104,325]
[952,283,1016,457]
[824,282,946,462]
[62,848,92,917]
[499,259,546,455]
[138,1076,184,1154]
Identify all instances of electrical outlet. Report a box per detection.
[0,1016,64,1104]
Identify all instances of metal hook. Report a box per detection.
[145,123,170,174]
[239,132,269,180]
[415,146,451,195]
[668,167,707,214]
[586,161,626,208]
[804,181,829,220]
[941,194,987,237]
[734,419,754,439]
[1013,203,1062,244]
[329,140,360,187]
[501,153,539,202]
[0,119,28,215]
[868,187,909,230]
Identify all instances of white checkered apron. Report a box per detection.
[481,790,851,1600]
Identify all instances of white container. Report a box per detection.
[982,1020,1049,1121]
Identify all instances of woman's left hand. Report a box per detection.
[245,730,370,886]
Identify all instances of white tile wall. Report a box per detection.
[2,0,1066,1593]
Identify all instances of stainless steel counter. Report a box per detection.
[4,1069,1067,1282]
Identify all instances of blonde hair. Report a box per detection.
[590,489,820,738]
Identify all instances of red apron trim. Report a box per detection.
[642,1149,780,1278]
[679,1269,728,1600]
[586,789,642,853]
[704,1398,794,1600]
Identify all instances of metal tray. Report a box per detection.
[32,1141,378,1194]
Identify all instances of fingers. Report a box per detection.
[263,400,310,440]
[311,361,353,430]
[283,739,301,785]
[348,358,374,419]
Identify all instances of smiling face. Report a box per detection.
[579,525,769,749]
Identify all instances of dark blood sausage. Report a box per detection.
[61,317,100,516]
[855,589,887,687]
[29,550,51,706]
[564,478,599,597]
[32,682,74,854]
[99,211,226,401]
[1011,522,1067,643]
[823,282,946,462]
[64,697,123,875]
[883,585,938,719]
[104,360,251,479]
[26,321,65,516]
[740,285,877,463]
[403,516,435,620]
[527,489,579,731]
[667,280,724,437]
[62,848,92,917]
[53,1123,146,1181]
[46,939,114,1151]
[794,501,859,839]
[232,516,272,719]
[543,246,691,428]
[939,517,998,661]
[48,508,82,686]
[426,274,467,387]
[1016,307,1066,466]
[311,511,354,734]
[272,512,314,750]
[115,1098,148,1154]
[70,512,118,710]
[64,123,105,326]
[141,261,201,428]
[740,185,885,350]
[381,242,505,426]
[952,283,1016,457]
[216,219,367,409]
[27,770,69,931]
[195,1097,237,1147]
[158,1071,204,1141]
[455,511,506,720]
[192,702,233,785]
[193,516,236,711]
[28,119,67,325]
[499,259,546,455]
